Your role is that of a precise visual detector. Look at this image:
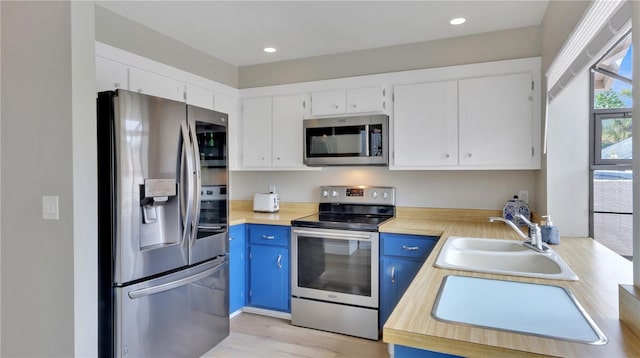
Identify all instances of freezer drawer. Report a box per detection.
[115,257,229,358]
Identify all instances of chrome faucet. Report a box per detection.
[488,214,548,253]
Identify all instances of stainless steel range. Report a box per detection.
[290,185,396,340]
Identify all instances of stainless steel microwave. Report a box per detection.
[303,114,389,166]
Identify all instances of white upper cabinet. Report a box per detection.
[129,67,185,102]
[311,90,346,116]
[241,97,273,168]
[458,72,536,168]
[214,94,240,171]
[96,57,128,92]
[272,94,311,168]
[393,81,458,168]
[240,95,314,170]
[185,84,214,110]
[311,86,387,117]
[346,86,386,113]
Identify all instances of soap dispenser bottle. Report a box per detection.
[541,215,560,245]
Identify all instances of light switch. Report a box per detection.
[42,196,59,220]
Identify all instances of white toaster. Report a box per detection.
[253,193,280,212]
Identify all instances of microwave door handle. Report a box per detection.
[188,121,202,247]
[180,121,195,245]
[365,124,370,156]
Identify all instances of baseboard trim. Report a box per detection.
[242,306,292,320]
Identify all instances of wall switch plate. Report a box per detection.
[518,190,529,204]
[42,196,59,220]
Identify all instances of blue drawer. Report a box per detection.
[248,224,290,247]
[381,233,438,259]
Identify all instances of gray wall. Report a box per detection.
[238,25,541,88]
[1,2,75,355]
[95,5,238,88]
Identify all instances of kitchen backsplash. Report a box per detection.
[230,167,537,211]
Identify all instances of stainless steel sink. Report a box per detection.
[434,237,578,281]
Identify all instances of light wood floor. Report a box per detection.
[203,313,390,357]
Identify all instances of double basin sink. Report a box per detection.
[432,237,608,345]
[434,236,578,281]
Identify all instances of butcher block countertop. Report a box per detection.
[230,202,640,357]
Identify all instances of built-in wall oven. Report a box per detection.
[291,186,395,340]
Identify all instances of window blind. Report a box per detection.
[547,0,631,102]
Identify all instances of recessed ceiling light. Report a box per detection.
[264,47,277,53]
[450,17,466,25]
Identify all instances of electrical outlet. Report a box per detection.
[518,190,529,204]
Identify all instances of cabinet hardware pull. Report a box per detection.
[229,237,234,241]
[277,254,282,269]
[391,266,396,283]
[262,235,275,240]
[402,245,419,251]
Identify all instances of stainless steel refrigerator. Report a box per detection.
[97,89,229,357]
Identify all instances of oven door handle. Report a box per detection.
[292,229,371,240]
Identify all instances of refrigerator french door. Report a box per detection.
[98,89,229,358]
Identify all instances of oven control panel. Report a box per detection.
[320,186,395,205]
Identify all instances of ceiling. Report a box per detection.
[96,1,550,67]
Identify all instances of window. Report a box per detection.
[590,31,633,260]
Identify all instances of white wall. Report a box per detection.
[1,2,75,355]
[231,168,537,210]
[546,71,590,236]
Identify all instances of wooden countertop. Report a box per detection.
[229,202,640,356]
[380,215,640,357]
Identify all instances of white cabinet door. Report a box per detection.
[129,67,185,102]
[458,72,534,167]
[272,94,310,168]
[347,86,386,113]
[96,57,128,92]
[186,84,214,110]
[241,97,272,167]
[393,81,458,168]
[215,94,240,171]
[311,90,346,116]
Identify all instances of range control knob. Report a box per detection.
[383,192,389,199]
[322,190,329,197]
[372,191,378,199]
[331,190,338,198]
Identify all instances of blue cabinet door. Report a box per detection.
[229,225,246,313]
[380,257,423,328]
[248,244,290,312]
[379,233,439,329]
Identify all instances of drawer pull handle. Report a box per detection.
[402,245,419,251]
[262,235,275,240]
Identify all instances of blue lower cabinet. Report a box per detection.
[248,244,290,311]
[380,258,423,327]
[394,345,462,358]
[247,224,291,312]
[229,224,246,313]
[379,233,439,329]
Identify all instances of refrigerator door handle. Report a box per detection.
[188,120,202,247]
[128,257,226,299]
[180,121,195,244]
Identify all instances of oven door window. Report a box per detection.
[297,236,371,297]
